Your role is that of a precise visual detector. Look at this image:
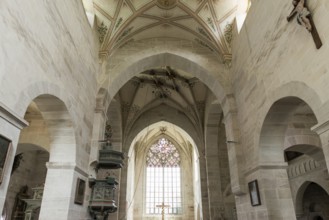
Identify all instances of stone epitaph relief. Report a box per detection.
[287,0,322,49]
[0,135,11,184]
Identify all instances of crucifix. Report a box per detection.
[287,0,322,49]
[156,202,170,220]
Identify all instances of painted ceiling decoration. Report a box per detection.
[93,0,243,61]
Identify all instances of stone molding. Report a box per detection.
[244,162,289,177]
[0,101,28,129]
[287,157,321,179]
[46,162,88,177]
[312,119,329,135]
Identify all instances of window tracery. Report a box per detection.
[145,138,182,215]
[146,138,180,167]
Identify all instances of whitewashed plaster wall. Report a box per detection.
[231,0,329,219]
[0,0,100,218]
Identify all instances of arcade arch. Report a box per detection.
[125,121,202,220]
[4,94,86,220]
[256,97,329,219]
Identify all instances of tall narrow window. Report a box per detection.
[145,138,182,215]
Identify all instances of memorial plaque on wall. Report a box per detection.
[0,135,11,184]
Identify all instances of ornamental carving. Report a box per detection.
[224,23,233,47]
[157,0,177,9]
[97,22,108,43]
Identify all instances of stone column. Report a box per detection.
[89,107,106,177]
[0,102,28,214]
[118,161,128,219]
[221,95,246,196]
[245,164,296,220]
[199,156,210,219]
[205,125,224,220]
[38,163,88,220]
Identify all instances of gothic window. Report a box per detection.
[145,138,182,215]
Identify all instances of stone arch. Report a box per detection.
[128,121,199,165]
[283,136,321,151]
[125,121,201,220]
[284,144,324,162]
[107,53,229,109]
[32,94,76,163]
[105,50,246,197]
[255,81,322,164]
[124,105,200,153]
[15,81,63,117]
[295,181,329,218]
[16,143,50,154]
[14,82,79,164]
[255,82,321,163]
[255,81,321,134]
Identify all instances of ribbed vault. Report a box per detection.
[91,0,251,58]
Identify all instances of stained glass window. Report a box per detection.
[145,138,182,215]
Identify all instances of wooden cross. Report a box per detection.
[156,202,170,220]
[287,0,322,49]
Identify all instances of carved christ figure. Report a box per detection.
[287,0,312,32]
[287,0,322,49]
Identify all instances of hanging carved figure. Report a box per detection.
[287,0,312,31]
[287,0,322,49]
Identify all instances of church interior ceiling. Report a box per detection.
[94,0,243,57]
[115,67,210,135]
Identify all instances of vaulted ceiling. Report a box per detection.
[115,66,211,136]
[94,0,248,58]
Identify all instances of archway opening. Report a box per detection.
[259,97,328,219]
[259,97,320,165]
[4,146,49,220]
[126,121,202,220]
[4,100,51,220]
[298,182,329,220]
[4,94,80,220]
[100,59,236,219]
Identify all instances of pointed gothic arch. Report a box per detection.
[123,121,202,220]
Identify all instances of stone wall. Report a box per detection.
[0,0,99,217]
[231,0,329,219]
[0,0,99,167]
